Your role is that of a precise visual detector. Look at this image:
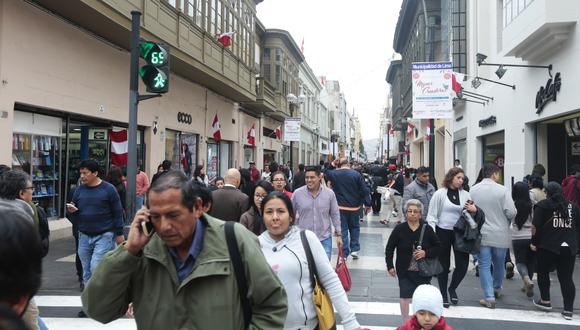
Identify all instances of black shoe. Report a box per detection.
[533,300,552,311]
[449,289,459,305]
[506,262,514,280]
[78,310,87,318]
[562,311,573,320]
[442,294,450,308]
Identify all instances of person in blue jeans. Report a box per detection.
[67,159,125,317]
[324,158,372,259]
[470,163,517,308]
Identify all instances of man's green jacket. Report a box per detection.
[81,215,287,329]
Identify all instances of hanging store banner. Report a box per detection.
[284,117,301,142]
[411,62,453,119]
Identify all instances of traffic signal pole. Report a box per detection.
[127,11,141,225]
[126,11,162,225]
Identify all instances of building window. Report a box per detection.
[452,0,467,74]
[503,0,535,28]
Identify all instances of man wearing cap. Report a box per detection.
[396,284,453,330]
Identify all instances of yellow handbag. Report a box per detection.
[300,231,337,330]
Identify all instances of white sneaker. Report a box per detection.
[391,211,398,217]
[351,251,359,259]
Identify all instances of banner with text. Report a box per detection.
[411,62,453,119]
[284,118,301,142]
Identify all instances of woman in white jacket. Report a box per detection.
[426,167,478,308]
[259,191,361,330]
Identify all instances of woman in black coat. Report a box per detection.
[385,199,440,322]
[531,182,580,320]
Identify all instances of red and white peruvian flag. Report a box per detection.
[247,123,256,146]
[212,114,221,141]
[217,31,235,47]
[452,72,465,97]
[110,128,128,166]
[388,124,394,136]
[275,125,282,140]
[406,122,415,136]
[426,120,432,141]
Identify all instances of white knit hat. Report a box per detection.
[412,284,444,317]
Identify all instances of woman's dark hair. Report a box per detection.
[251,180,274,211]
[545,181,569,219]
[475,168,484,185]
[442,167,465,189]
[106,165,124,186]
[261,191,295,223]
[271,171,287,181]
[193,164,205,180]
[147,170,199,212]
[512,182,533,230]
[247,181,274,235]
[529,175,544,190]
[532,164,546,177]
[0,170,30,200]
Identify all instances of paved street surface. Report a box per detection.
[38,203,580,329]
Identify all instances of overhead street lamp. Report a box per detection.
[476,52,553,77]
[471,76,516,90]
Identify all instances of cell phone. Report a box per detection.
[141,219,155,237]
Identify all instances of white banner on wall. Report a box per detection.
[284,118,301,142]
[411,62,453,119]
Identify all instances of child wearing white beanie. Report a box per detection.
[396,285,453,330]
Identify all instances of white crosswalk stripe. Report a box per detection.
[35,295,579,329]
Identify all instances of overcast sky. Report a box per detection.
[256,0,403,140]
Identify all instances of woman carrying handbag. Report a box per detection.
[259,192,361,330]
[385,199,441,322]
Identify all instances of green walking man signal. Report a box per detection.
[139,41,170,93]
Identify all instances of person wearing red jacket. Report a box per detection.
[396,285,453,330]
[562,164,580,206]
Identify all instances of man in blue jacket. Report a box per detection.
[67,159,124,317]
[325,158,371,259]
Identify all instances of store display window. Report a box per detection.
[165,130,198,178]
[13,133,61,218]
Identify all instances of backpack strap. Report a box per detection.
[225,221,251,329]
[300,230,318,290]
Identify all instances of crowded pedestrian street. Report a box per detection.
[3,0,580,329]
[35,201,580,330]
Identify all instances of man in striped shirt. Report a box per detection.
[292,166,342,260]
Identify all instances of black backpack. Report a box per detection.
[36,205,50,257]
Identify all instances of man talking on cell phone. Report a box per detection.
[81,170,287,329]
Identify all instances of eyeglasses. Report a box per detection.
[254,194,267,200]
[406,209,421,214]
[23,186,35,191]
[272,178,285,182]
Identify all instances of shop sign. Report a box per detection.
[535,72,561,114]
[411,62,453,119]
[177,112,192,125]
[478,116,497,128]
[284,118,301,142]
[571,142,580,156]
[89,129,107,140]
